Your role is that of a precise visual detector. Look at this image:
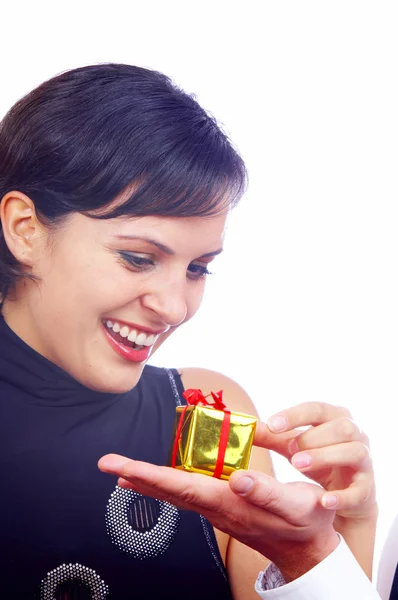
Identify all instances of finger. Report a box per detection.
[99,455,326,531]
[288,417,363,455]
[99,454,233,513]
[229,469,325,525]
[100,455,337,556]
[321,472,376,511]
[267,402,352,433]
[290,441,372,473]
[253,421,299,458]
[99,454,284,541]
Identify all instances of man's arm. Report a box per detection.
[97,457,378,598]
[255,535,382,599]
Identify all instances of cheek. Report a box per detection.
[185,285,205,321]
[37,250,132,317]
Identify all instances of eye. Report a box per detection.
[118,251,154,271]
[187,263,213,281]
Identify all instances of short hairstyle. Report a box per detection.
[0,63,247,299]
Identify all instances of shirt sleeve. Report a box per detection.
[254,535,382,599]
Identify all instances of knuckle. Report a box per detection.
[334,405,352,419]
[361,432,371,448]
[298,402,352,423]
[178,483,202,507]
[151,486,186,507]
[363,482,376,504]
[255,481,279,510]
[345,481,375,508]
[222,507,248,530]
[311,401,349,423]
[357,486,373,505]
[338,417,359,441]
[354,442,371,464]
[307,401,329,423]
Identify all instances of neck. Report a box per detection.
[2,295,46,361]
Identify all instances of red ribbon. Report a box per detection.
[171,388,231,478]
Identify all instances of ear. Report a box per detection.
[0,191,44,268]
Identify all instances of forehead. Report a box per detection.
[60,212,229,257]
[106,213,229,252]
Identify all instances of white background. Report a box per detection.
[1,0,397,576]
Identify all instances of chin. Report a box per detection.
[65,347,148,393]
[77,368,144,395]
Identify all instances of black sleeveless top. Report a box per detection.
[0,316,232,599]
[390,567,398,599]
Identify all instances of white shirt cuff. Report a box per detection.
[255,534,381,599]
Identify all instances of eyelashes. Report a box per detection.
[186,264,213,280]
[118,252,154,270]
[117,251,213,281]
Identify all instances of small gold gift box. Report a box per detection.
[169,389,257,480]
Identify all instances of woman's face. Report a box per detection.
[7,210,227,392]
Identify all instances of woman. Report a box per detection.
[0,63,376,599]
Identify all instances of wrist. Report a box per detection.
[333,505,378,580]
[275,529,340,583]
[334,503,378,530]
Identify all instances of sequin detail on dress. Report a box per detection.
[200,516,228,581]
[164,368,184,406]
[40,563,109,599]
[105,486,180,559]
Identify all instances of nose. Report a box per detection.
[141,279,188,327]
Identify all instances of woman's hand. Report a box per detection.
[258,402,376,521]
[256,402,377,578]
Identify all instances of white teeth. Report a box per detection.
[105,320,157,347]
[127,329,137,343]
[145,334,156,346]
[136,332,147,345]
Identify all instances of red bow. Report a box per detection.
[183,388,226,411]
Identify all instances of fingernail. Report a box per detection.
[288,438,299,455]
[233,476,254,495]
[267,415,287,432]
[98,455,129,472]
[291,453,312,469]
[322,494,338,508]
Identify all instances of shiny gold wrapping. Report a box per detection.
[169,405,257,480]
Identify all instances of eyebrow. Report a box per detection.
[115,235,223,259]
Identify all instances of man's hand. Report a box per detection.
[98,455,339,582]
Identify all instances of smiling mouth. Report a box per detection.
[103,320,157,350]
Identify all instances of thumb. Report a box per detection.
[229,470,324,525]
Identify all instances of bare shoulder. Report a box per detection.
[179,367,259,417]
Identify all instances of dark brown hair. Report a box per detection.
[0,63,247,300]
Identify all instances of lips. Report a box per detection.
[102,319,158,363]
